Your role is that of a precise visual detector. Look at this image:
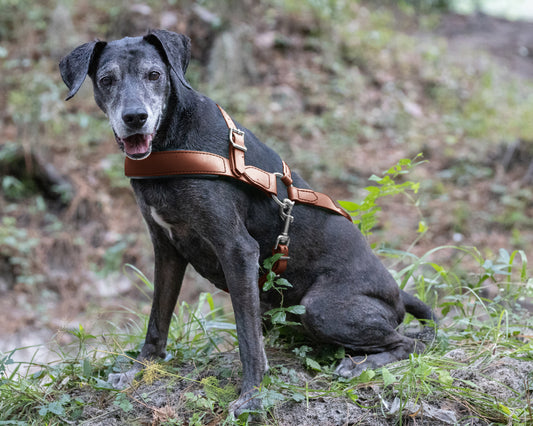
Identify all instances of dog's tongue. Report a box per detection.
[122,134,153,156]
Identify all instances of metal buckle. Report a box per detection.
[229,128,247,152]
[271,172,295,248]
[272,173,292,216]
[275,234,291,250]
[273,197,294,249]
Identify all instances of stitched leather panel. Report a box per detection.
[243,167,275,194]
[296,188,319,203]
[125,151,228,177]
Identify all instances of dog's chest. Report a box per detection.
[140,194,228,287]
[150,206,174,239]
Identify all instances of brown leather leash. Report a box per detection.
[125,105,352,290]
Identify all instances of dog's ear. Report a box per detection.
[59,40,107,101]
[145,30,192,89]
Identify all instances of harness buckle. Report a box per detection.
[229,128,247,151]
[275,234,291,250]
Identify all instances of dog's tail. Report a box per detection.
[400,290,437,343]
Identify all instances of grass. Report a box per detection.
[0,273,531,424]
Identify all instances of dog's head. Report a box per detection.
[59,30,191,160]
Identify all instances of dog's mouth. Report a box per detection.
[116,133,153,160]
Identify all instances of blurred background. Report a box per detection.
[1,0,532,364]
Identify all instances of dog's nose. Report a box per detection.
[122,108,148,128]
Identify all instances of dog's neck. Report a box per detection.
[152,85,229,156]
[152,83,196,151]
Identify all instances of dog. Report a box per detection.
[59,30,435,416]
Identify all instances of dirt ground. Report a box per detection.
[73,347,532,425]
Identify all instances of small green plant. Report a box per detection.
[339,154,426,237]
[113,392,134,413]
[67,323,97,362]
[38,394,85,421]
[201,376,238,409]
[261,253,306,326]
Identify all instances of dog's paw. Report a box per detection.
[229,394,263,420]
[108,369,138,389]
[334,356,371,378]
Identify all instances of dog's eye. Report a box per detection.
[99,76,113,87]
[148,71,160,81]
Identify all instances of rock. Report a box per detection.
[207,29,257,93]
[386,397,457,424]
[47,1,81,59]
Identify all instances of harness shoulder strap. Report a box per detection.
[279,160,351,221]
[217,104,246,176]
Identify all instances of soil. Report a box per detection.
[439,12,533,78]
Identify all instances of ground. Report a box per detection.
[71,348,532,425]
[0,2,532,424]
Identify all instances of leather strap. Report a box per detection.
[125,150,278,196]
[217,105,246,176]
[125,150,351,220]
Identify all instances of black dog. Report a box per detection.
[59,30,435,416]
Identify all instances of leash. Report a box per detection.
[125,105,352,290]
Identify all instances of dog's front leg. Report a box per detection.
[222,239,268,417]
[109,230,187,388]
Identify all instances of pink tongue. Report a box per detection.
[123,134,152,155]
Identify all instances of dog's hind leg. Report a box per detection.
[109,224,188,388]
[300,281,425,378]
[333,332,425,378]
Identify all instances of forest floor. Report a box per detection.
[0,2,532,424]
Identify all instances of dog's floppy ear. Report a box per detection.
[59,40,107,101]
[145,30,192,90]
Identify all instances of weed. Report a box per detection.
[261,253,306,327]
[201,376,238,409]
[339,154,426,237]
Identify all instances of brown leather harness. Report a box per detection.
[124,105,352,289]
